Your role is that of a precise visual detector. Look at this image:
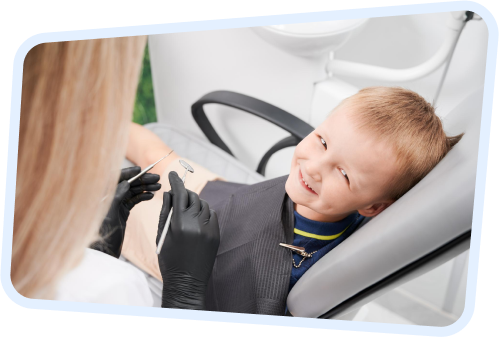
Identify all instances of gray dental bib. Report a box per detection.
[200,176,294,315]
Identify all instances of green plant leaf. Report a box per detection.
[133,42,157,125]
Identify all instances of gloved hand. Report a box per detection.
[91,166,161,258]
[156,171,220,310]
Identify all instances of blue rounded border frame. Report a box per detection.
[4,0,499,337]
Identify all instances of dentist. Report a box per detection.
[11,37,219,309]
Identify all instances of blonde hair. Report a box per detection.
[341,86,463,200]
[12,37,147,299]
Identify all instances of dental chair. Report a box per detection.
[123,87,481,318]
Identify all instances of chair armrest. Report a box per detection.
[191,91,314,158]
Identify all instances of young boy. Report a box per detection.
[121,87,462,315]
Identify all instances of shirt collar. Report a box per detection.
[293,211,359,238]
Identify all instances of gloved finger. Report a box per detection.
[130,173,160,186]
[199,199,211,223]
[186,189,201,214]
[156,192,172,245]
[119,167,141,182]
[125,192,154,210]
[130,183,162,195]
[114,180,131,201]
[169,171,188,210]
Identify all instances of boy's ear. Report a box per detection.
[358,200,395,217]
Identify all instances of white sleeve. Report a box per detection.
[54,249,154,307]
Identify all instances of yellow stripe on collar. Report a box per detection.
[294,225,350,241]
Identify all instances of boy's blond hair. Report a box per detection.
[340,87,463,200]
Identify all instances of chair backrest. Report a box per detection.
[287,88,483,318]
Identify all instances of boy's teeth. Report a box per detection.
[303,179,314,191]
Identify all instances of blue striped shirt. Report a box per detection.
[288,211,365,290]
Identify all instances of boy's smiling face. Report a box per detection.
[285,106,400,223]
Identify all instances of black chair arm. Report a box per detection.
[191,90,314,174]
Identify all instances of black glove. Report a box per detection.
[156,171,220,310]
[91,166,161,258]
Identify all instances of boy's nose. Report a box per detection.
[304,159,323,182]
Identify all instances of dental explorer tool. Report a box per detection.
[127,150,174,184]
[156,160,194,255]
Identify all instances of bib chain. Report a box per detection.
[292,250,318,268]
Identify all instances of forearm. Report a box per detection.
[126,122,179,175]
[126,122,158,167]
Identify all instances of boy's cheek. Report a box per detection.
[285,176,296,194]
[285,175,292,190]
[285,177,300,204]
[284,179,295,203]
[293,138,310,158]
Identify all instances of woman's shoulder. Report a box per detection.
[54,248,153,306]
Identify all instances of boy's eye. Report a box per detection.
[340,168,350,182]
[320,137,327,149]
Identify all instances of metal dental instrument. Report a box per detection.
[127,150,174,184]
[156,160,195,255]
